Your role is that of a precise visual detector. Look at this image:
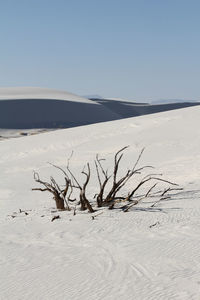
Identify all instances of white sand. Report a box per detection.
[1,105,200,299]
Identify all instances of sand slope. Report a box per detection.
[1,106,200,299]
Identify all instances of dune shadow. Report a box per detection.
[91,98,200,118]
[0,99,120,129]
[1,97,200,130]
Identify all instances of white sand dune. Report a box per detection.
[0,87,98,102]
[91,97,200,118]
[0,87,120,129]
[1,105,200,299]
[1,87,200,130]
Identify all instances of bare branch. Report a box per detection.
[145,183,158,197]
[94,154,111,207]
[161,187,183,197]
[80,163,95,212]
[32,171,70,210]
[132,148,145,171]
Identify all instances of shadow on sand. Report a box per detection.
[1,97,200,130]
[0,99,120,129]
[91,98,200,118]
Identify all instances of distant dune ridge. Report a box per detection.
[0,87,200,129]
[0,87,120,129]
[90,97,200,118]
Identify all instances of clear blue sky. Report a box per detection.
[0,0,200,101]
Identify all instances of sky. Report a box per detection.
[0,0,200,101]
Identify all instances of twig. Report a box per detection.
[51,215,60,222]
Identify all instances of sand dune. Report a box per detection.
[0,87,120,129]
[91,97,200,118]
[1,87,200,130]
[1,106,200,299]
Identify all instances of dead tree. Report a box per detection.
[66,162,95,213]
[32,171,71,210]
[33,156,95,213]
[94,146,153,207]
[94,146,179,209]
[32,146,181,214]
